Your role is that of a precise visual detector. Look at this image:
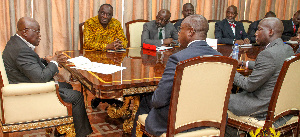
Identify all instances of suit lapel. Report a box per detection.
[152,21,159,39]
[224,20,235,38]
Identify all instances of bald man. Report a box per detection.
[2,17,92,137]
[141,9,178,47]
[132,15,222,136]
[229,17,294,120]
[174,3,195,30]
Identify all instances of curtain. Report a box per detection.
[1,0,300,56]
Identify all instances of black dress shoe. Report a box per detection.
[91,98,101,109]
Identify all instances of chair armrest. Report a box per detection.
[2,81,56,97]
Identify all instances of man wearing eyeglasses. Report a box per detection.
[2,17,93,137]
[141,9,178,46]
[174,3,195,31]
[84,4,127,51]
[215,5,250,45]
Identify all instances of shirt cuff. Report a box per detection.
[50,61,58,67]
[161,39,164,45]
[246,61,249,68]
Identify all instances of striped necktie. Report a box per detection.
[159,29,163,39]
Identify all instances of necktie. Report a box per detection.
[229,23,236,28]
[293,24,296,33]
[159,29,163,39]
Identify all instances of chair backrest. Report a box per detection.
[125,19,149,48]
[240,20,252,33]
[0,52,9,87]
[167,56,238,137]
[79,22,85,50]
[264,54,300,129]
[208,20,218,39]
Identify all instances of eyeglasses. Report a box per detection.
[23,28,40,34]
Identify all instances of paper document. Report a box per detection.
[240,44,252,47]
[286,40,298,44]
[206,38,218,50]
[156,46,173,51]
[67,56,126,74]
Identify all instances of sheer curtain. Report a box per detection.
[1,0,300,56]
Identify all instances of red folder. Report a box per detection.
[143,49,156,56]
[143,43,156,51]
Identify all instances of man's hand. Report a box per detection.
[290,36,298,41]
[244,38,250,44]
[163,38,175,45]
[237,60,243,67]
[107,39,123,50]
[235,40,244,45]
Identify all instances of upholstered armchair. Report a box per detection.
[0,53,74,136]
[228,54,300,137]
[136,56,238,137]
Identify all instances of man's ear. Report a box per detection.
[188,28,195,37]
[269,29,274,36]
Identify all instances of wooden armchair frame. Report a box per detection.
[137,56,238,137]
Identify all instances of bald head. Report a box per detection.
[16,17,41,46]
[17,17,39,32]
[178,15,208,47]
[182,14,208,34]
[261,17,283,37]
[156,9,171,27]
[255,17,283,46]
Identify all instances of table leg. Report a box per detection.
[106,95,140,133]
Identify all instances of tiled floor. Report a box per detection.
[2,81,132,137]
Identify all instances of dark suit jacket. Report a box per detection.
[174,19,184,31]
[2,35,93,136]
[248,20,261,43]
[145,41,222,136]
[3,35,58,83]
[296,46,300,54]
[282,19,299,41]
[141,20,178,46]
[215,19,248,44]
[228,38,294,117]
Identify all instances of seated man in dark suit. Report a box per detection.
[282,10,300,41]
[215,5,250,45]
[131,14,222,136]
[248,11,276,43]
[2,17,93,137]
[296,28,300,54]
[174,3,194,31]
[141,9,178,47]
[229,17,294,123]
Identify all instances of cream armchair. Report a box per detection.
[0,53,74,136]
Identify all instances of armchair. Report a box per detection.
[136,56,238,137]
[228,54,300,136]
[0,53,74,136]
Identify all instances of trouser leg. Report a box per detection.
[59,88,93,137]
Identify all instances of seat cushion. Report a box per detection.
[228,110,266,128]
[160,128,220,137]
[138,114,220,137]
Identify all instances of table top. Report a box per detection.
[57,44,285,98]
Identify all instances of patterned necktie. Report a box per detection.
[159,29,163,39]
[293,24,296,33]
[229,23,236,28]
